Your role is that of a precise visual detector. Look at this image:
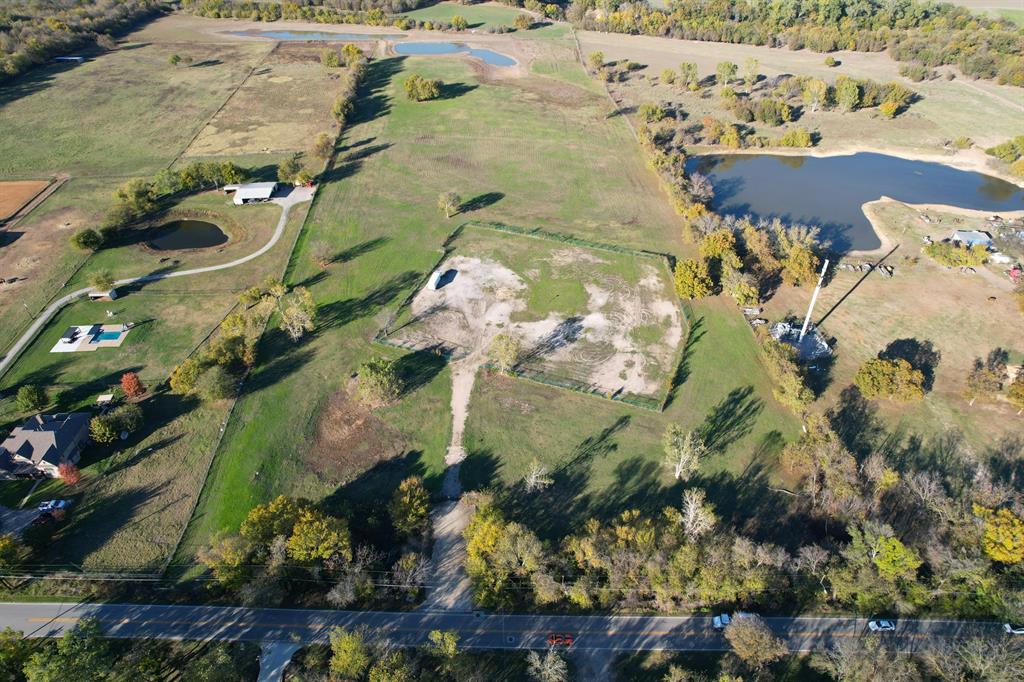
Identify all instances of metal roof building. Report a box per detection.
[224,182,277,205]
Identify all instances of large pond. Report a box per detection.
[394,42,516,67]
[149,220,228,250]
[687,152,1024,252]
[228,29,404,41]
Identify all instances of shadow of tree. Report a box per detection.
[664,315,704,409]
[349,56,405,126]
[437,82,478,100]
[242,340,316,396]
[827,385,882,460]
[880,338,941,391]
[459,192,504,213]
[698,385,762,453]
[333,236,389,265]
[316,271,420,331]
[518,317,583,365]
[394,347,447,397]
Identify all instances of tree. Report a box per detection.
[724,268,759,306]
[879,100,899,118]
[329,627,369,680]
[814,637,921,682]
[450,14,468,30]
[724,615,787,670]
[89,270,115,292]
[872,535,922,581]
[438,190,461,219]
[280,288,316,342]
[341,43,363,67]
[369,650,414,682]
[802,78,829,112]
[699,229,742,271]
[778,127,813,147]
[1009,372,1024,414]
[523,458,552,492]
[674,258,712,300]
[716,61,737,88]
[197,365,235,401]
[0,535,22,571]
[277,155,302,184]
[180,644,243,682]
[835,77,861,112]
[89,415,118,444]
[638,102,665,123]
[241,495,304,547]
[287,509,352,563]
[488,333,521,373]
[120,371,144,399]
[312,133,333,160]
[71,228,103,251]
[390,476,430,537]
[679,62,699,89]
[169,358,201,394]
[973,505,1024,564]
[526,649,568,682]
[405,74,441,101]
[15,385,48,412]
[168,53,181,66]
[743,57,759,87]
[24,617,115,681]
[58,462,81,486]
[780,242,819,285]
[965,351,1007,405]
[0,627,29,681]
[427,629,459,671]
[320,48,340,68]
[587,51,604,71]
[357,357,402,406]
[854,358,925,401]
[662,425,705,481]
[678,488,716,541]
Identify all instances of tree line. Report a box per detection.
[568,0,1024,87]
[0,0,160,82]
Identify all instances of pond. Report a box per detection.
[228,29,404,41]
[394,42,516,67]
[687,152,1024,252]
[148,220,228,251]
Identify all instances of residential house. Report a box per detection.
[0,413,90,479]
[950,230,993,249]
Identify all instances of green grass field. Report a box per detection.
[176,49,701,558]
[401,1,528,29]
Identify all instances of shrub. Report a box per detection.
[450,15,467,30]
[986,136,1024,163]
[90,415,118,443]
[197,365,236,401]
[58,462,81,486]
[89,270,116,291]
[110,403,144,434]
[169,358,201,394]
[70,228,103,251]
[356,357,402,405]
[899,63,935,82]
[824,56,837,67]
[320,48,340,68]
[637,102,665,123]
[15,385,48,412]
[778,128,812,147]
[404,74,442,101]
[923,241,988,267]
[120,371,145,399]
[952,136,973,150]
[513,13,532,30]
[878,100,899,118]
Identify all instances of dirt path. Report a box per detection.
[420,354,482,612]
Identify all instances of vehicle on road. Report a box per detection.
[30,512,54,526]
[546,633,574,647]
[36,499,70,512]
[712,614,731,630]
[868,619,896,632]
[1004,622,1024,635]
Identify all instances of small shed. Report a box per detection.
[950,230,992,249]
[427,270,444,290]
[224,182,278,205]
[88,288,117,301]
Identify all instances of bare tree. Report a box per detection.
[723,614,787,670]
[309,240,333,268]
[796,544,830,592]
[526,649,568,682]
[921,636,1024,682]
[679,488,716,542]
[813,637,921,681]
[523,458,553,493]
[438,191,461,219]
[663,425,707,482]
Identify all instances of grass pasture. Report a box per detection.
[184,43,345,158]
[401,2,529,29]
[385,223,685,404]
[176,47,694,559]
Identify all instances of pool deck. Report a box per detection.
[49,324,131,353]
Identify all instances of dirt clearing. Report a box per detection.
[383,226,684,401]
[0,180,51,221]
[306,391,408,480]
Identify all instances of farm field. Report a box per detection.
[764,200,1024,451]
[385,224,684,404]
[177,44,737,560]
[0,180,50,221]
[401,1,529,30]
[577,31,1024,168]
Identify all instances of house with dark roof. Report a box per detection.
[0,412,90,479]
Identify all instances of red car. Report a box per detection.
[547,633,574,647]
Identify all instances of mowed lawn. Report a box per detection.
[401,1,529,29]
[177,51,797,559]
[0,40,271,177]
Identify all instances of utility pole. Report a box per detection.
[798,258,829,342]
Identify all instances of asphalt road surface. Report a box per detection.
[0,602,1007,653]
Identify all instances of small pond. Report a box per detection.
[228,29,404,41]
[687,152,1024,252]
[394,42,516,67]
[149,220,228,250]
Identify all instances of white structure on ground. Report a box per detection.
[950,230,992,249]
[224,182,277,205]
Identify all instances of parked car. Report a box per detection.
[546,633,574,647]
[712,614,731,630]
[36,499,70,512]
[1004,623,1024,635]
[868,619,896,632]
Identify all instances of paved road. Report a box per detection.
[0,601,1006,653]
[0,186,314,380]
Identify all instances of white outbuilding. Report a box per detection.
[224,182,278,205]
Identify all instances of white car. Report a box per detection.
[712,614,731,630]
[868,619,896,632]
[1004,623,1024,635]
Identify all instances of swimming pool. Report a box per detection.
[90,330,124,343]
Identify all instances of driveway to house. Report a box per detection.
[0,505,40,536]
[0,187,315,380]
[0,601,1008,654]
